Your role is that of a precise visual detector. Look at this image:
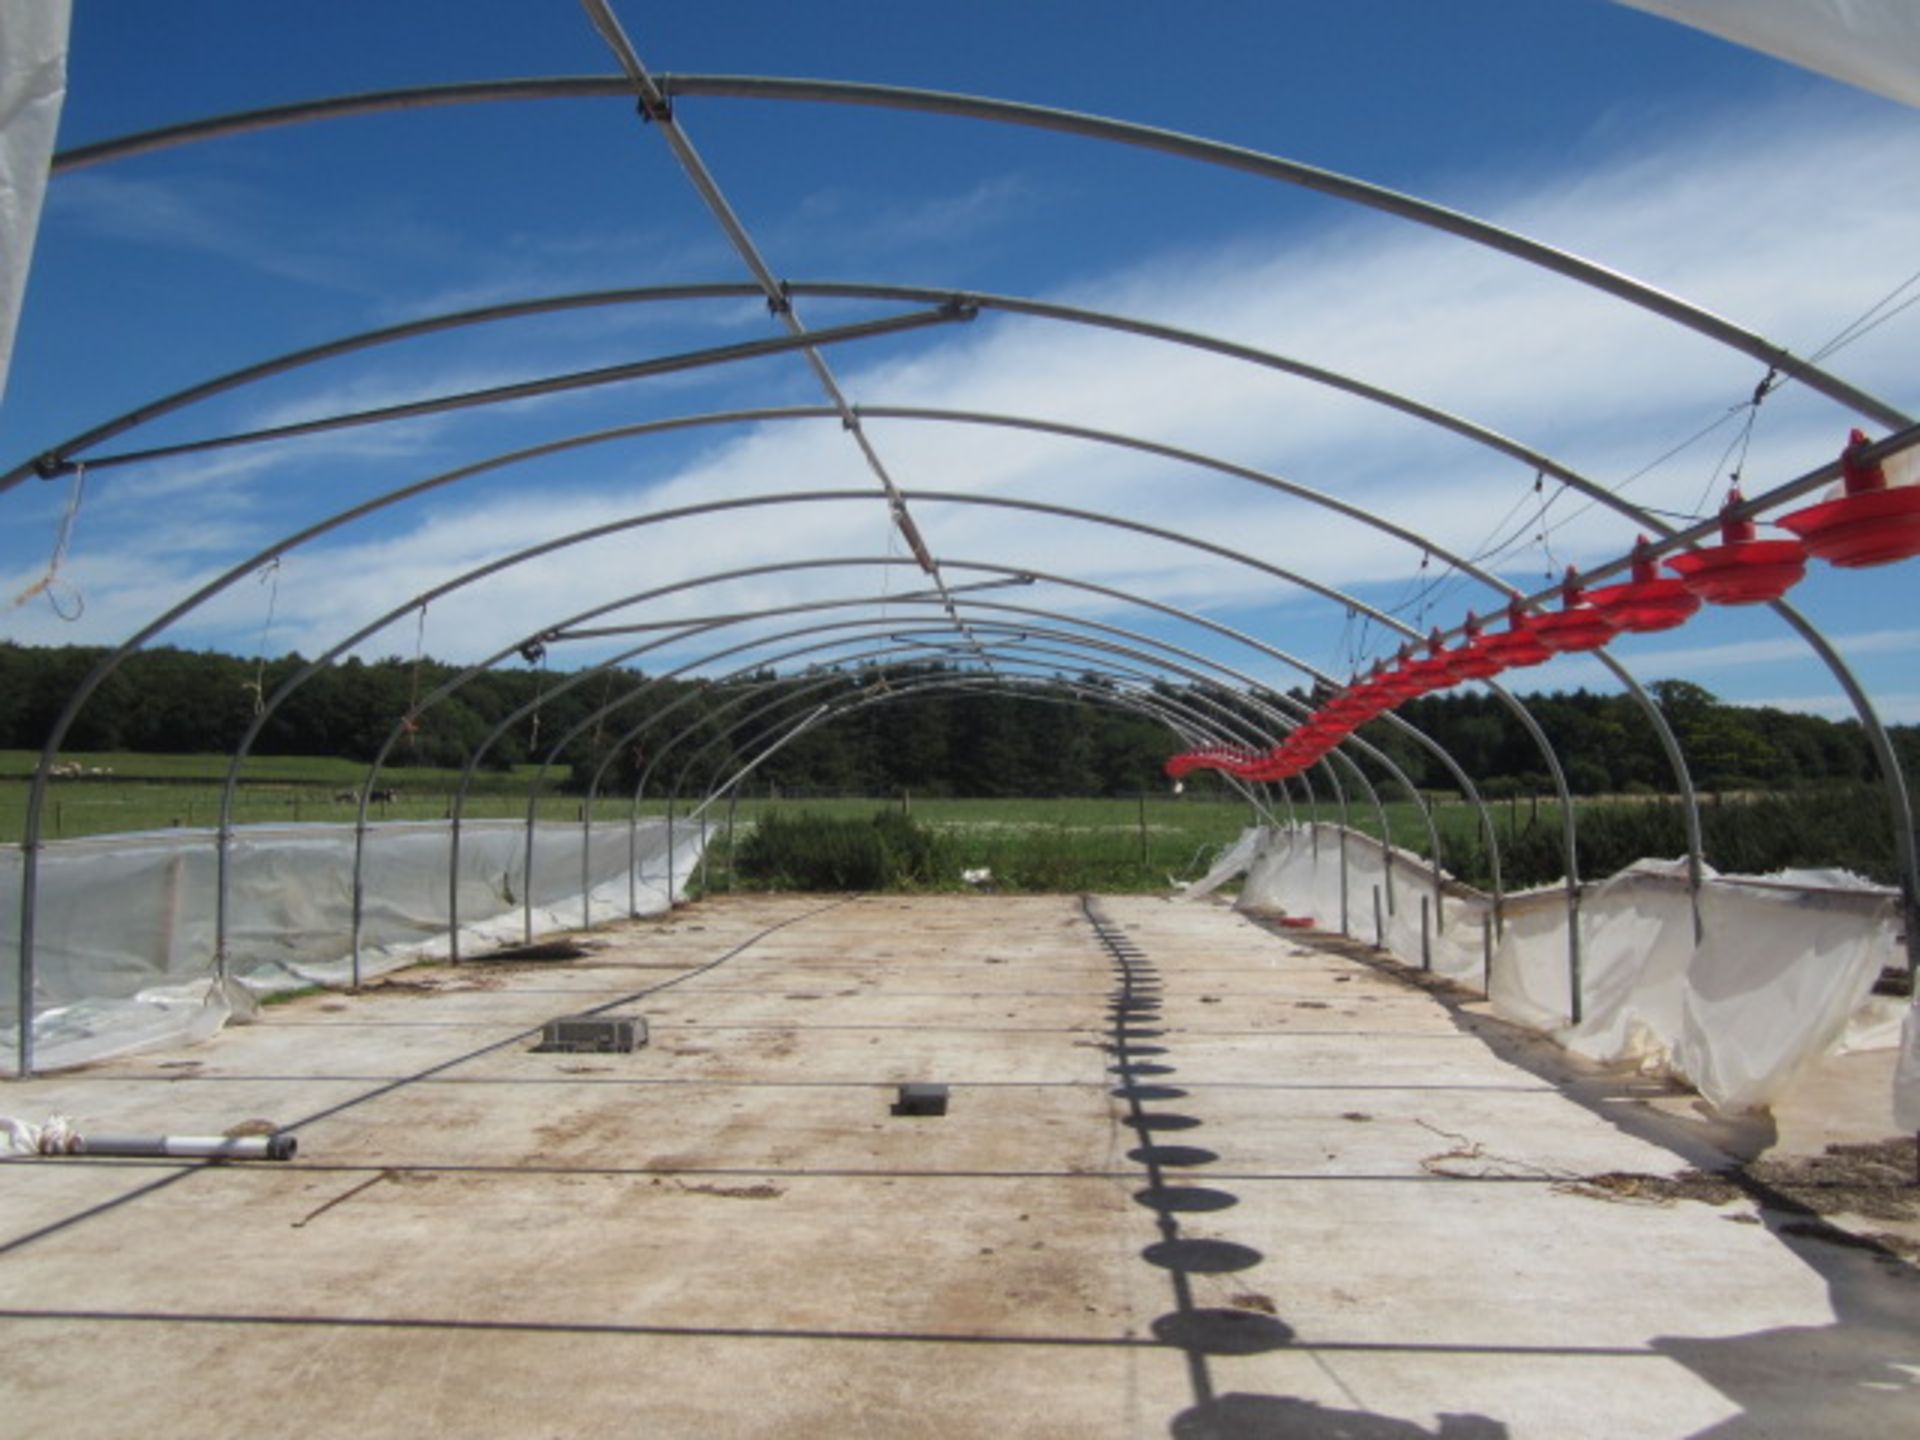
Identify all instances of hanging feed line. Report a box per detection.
[1797,262,1920,372]
[1692,369,1776,522]
[524,638,550,753]
[7,463,87,622]
[240,557,281,718]
[401,603,429,747]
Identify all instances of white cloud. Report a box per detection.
[11,95,1918,714]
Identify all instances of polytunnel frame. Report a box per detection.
[625,640,1285,904]
[26,58,1914,831]
[634,632,1310,836]
[9,275,1903,937]
[638,631,1409,940]
[8,52,1915,1071]
[337,549,1442,949]
[651,627,1403,926]
[580,592,1431,839]
[447,552,1475,958]
[196,485,1499,979]
[659,664,1276,900]
[685,661,1483,967]
[579,608,1428,941]
[527,613,1343,937]
[13,420,1894,1069]
[635,647,1283,856]
[463,598,1368,957]
[10,462,1673,1068]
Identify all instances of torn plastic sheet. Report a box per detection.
[3,817,708,1073]
[1236,825,1901,1116]
[1178,826,1265,900]
[0,0,71,401]
[1896,1007,1920,1131]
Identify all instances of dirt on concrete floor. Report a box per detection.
[1561,1137,1920,1261]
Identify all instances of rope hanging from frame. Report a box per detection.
[240,556,281,718]
[9,462,88,621]
[401,603,428,748]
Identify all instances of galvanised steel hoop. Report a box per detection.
[26,70,1910,900]
[13,475,1566,1065]
[10,57,1915,1071]
[44,77,1908,428]
[650,642,1403,933]
[608,618,1416,935]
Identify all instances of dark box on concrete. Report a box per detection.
[536,1015,647,1053]
[892,1082,949,1116]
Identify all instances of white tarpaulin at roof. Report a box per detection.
[1615,0,1920,108]
[0,0,70,402]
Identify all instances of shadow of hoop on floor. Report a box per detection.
[1171,1393,1510,1438]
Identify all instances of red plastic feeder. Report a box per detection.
[1442,614,1506,681]
[1779,430,1920,568]
[1320,681,1391,724]
[1355,660,1415,703]
[1479,601,1552,668]
[1585,537,1701,633]
[1381,643,1449,700]
[1532,568,1622,654]
[1403,628,1465,691]
[1665,488,1807,605]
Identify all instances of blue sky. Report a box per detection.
[3,1,1917,725]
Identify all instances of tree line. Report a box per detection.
[1,642,1913,803]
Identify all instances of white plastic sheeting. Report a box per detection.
[1612,0,1920,108]
[1898,1009,1920,1130]
[1179,825,1267,901]
[1236,824,1490,984]
[2,817,707,1073]
[1227,824,1910,1117]
[0,0,69,400]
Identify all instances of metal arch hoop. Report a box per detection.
[46,75,1908,429]
[11,60,1913,1065]
[645,636,1405,936]
[1,268,1885,940]
[189,472,1515,969]
[328,552,1461,957]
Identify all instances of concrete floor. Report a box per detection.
[1,893,1914,1438]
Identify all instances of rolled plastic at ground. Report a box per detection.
[77,1133,297,1161]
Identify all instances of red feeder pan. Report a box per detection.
[1403,628,1465,691]
[1380,643,1448,700]
[1585,536,1701,634]
[1779,429,1920,568]
[1665,487,1806,605]
[1320,681,1390,723]
[1443,614,1506,681]
[1480,602,1552,668]
[1532,567,1622,654]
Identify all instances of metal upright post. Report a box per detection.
[666,797,677,907]
[726,786,741,893]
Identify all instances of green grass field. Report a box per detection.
[0,750,1540,892]
[0,750,639,840]
[0,753,1276,889]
